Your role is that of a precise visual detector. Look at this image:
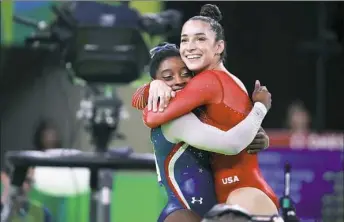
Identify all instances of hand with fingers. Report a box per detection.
[147,80,176,112]
[247,80,271,154]
[252,80,272,111]
[247,127,270,154]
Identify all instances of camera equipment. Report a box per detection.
[15,1,182,83]
[4,148,157,222]
[5,2,183,222]
[12,0,182,155]
[279,163,299,222]
[11,1,182,155]
[76,84,124,152]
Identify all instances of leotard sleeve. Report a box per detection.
[161,103,268,155]
[143,71,222,128]
[131,83,150,110]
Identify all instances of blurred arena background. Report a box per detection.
[0,1,343,222]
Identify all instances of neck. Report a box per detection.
[197,61,228,74]
[212,62,227,72]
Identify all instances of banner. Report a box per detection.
[259,148,343,222]
[267,131,343,150]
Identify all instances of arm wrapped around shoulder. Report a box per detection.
[162,102,267,155]
[144,71,222,128]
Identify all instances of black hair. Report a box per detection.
[189,4,227,61]
[33,118,62,151]
[149,42,181,78]
[148,42,204,115]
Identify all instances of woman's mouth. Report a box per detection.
[186,54,202,61]
[173,87,185,92]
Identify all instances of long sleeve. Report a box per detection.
[161,102,268,155]
[131,83,150,110]
[143,71,222,128]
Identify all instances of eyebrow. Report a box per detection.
[161,69,172,75]
[181,32,206,37]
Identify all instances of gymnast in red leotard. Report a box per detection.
[133,4,279,216]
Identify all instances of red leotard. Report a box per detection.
[132,70,279,207]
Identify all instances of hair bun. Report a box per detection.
[200,4,222,22]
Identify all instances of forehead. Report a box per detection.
[181,19,213,36]
[158,56,185,71]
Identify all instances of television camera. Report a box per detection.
[13,1,182,152]
[2,2,183,222]
[16,1,182,83]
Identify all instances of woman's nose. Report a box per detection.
[174,76,184,84]
[186,41,196,51]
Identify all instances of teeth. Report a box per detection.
[187,55,201,59]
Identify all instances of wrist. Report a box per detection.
[151,79,164,85]
[253,102,268,115]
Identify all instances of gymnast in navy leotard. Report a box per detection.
[132,43,270,222]
[137,44,217,221]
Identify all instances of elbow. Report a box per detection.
[222,132,258,155]
[231,148,242,155]
[143,111,159,128]
[223,148,241,155]
[144,119,158,128]
[222,143,247,155]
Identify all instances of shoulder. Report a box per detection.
[195,70,218,79]
[228,73,248,94]
[189,70,222,87]
[211,70,248,94]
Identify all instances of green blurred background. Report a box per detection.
[1,171,167,222]
[1,1,167,221]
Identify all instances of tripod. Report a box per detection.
[69,84,140,222]
[80,86,129,222]
[4,94,155,222]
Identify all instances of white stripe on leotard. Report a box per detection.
[168,143,191,209]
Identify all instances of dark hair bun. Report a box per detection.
[200,4,222,22]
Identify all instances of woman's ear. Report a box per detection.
[216,40,225,55]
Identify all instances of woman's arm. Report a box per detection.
[161,103,268,155]
[143,71,222,128]
[131,83,150,110]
